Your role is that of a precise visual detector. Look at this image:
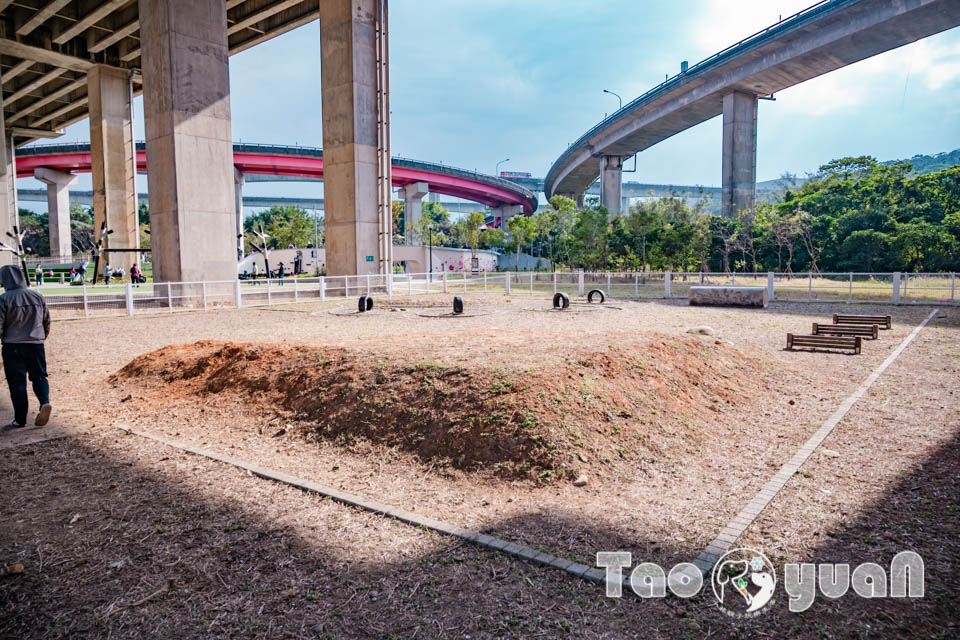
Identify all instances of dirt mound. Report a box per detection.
[115,336,771,481]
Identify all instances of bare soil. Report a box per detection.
[0,294,956,638]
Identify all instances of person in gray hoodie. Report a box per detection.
[0,265,51,429]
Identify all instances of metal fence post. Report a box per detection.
[767,271,775,302]
[408,273,412,294]
[634,272,639,296]
[125,282,134,316]
[320,276,326,302]
[294,277,299,302]
[464,271,468,292]
[202,281,208,310]
[387,273,393,297]
[505,272,511,295]
[484,272,488,292]
[553,271,557,294]
[82,285,89,319]
[578,270,584,296]
[698,271,704,285]
[952,272,956,304]
[529,271,534,294]
[606,272,611,293]
[731,271,736,286]
[366,274,371,296]
[267,278,272,305]
[235,280,242,308]
[808,272,813,301]
[664,271,672,298]
[442,270,447,293]
[892,272,901,304]
[846,272,852,303]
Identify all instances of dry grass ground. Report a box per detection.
[0,294,957,639]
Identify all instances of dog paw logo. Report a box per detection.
[711,548,776,618]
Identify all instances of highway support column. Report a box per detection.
[319,0,392,277]
[34,167,77,260]
[138,0,237,284]
[721,91,757,219]
[88,64,139,273]
[600,155,622,215]
[401,181,427,245]
[0,89,15,267]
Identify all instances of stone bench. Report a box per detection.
[688,286,768,308]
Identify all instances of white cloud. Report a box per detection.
[689,1,960,115]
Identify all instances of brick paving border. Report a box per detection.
[690,307,940,574]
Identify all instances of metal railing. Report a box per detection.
[42,270,956,321]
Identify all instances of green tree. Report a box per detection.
[507,215,537,270]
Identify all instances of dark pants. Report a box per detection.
[2,343,49,426]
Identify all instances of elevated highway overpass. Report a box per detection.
[15,142,536,258]
[545,0,960,218]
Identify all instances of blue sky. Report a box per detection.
[19,0,960,208]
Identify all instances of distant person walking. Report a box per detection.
[130,264,142,286]
[278,262,285,285]
[78,262,86,282]
[102,264,111,284]
[0,266,51,430]
[34,264,42,287]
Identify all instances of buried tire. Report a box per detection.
[552,292,570,310]
[453,296,464,314]
[358,295,374,312]
[587,289,606,303]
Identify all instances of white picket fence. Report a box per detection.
[43,270,957,321]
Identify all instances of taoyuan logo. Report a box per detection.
[596,549,925,616]
[712,548,777,618]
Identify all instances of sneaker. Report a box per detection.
[3,420,25,431]
[35,404,52,427]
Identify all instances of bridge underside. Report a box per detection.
[548,0,960,217]
[1,0,394,279]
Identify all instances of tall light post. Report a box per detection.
[603,89,622,111]
[495,157,510,176]
[428,223,434,282]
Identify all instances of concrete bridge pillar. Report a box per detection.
[319,0,390,276]
[493,204,523,230]
[401,181,428,245]
[34,167,77,260]
[139,0,237,283]
[721,91,758,218]
[88,64,138,273]
[235,168,245,257]
[600,155,623,215]
[0,82,14,267]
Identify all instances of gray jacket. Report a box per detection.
[0,265,50,344]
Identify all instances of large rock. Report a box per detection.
[688,286,768,308]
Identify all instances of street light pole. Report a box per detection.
[603,89,622,111]
[428,223,434,282]
[495,157,510,176]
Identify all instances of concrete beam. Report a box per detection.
[54,0,132,45]
[34,167,76,259]
[88,17,141,53]
[89,64,138,272]
[17,0,73,37]
[140,0,237,283]
[8,77,86,124]
[319,0,388,277]
[599,155,622,215]
[3,68,68,107]
[401,181,427,245]
[721,91,757,218]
